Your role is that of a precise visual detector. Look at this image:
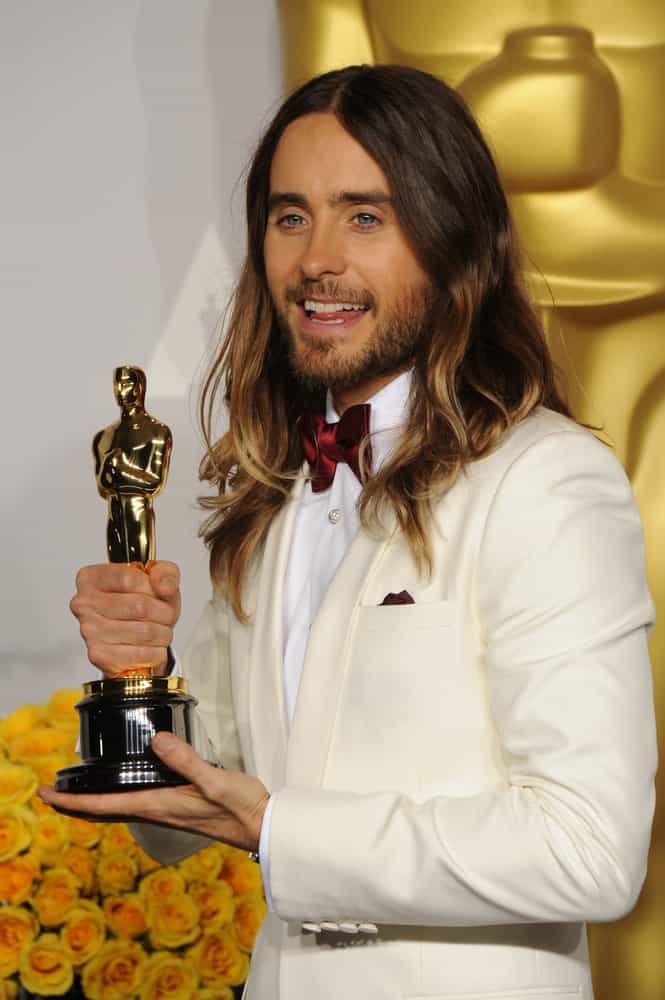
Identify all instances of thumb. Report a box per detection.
[151,732,215,790]
[148,561,181,602]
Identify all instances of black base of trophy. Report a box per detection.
[55,676,204,793]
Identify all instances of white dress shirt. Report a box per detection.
[259,370,412,905]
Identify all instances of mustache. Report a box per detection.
[285,282,375,309]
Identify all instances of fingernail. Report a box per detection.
[161,577,177,595]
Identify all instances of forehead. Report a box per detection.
[269,113,390,197]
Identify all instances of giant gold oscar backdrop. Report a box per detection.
[277,4,665,998]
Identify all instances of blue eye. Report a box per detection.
[355,212,378,225]
[278,213,306,227]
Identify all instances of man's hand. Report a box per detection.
[70,561,181,677]
[39,733,270,854]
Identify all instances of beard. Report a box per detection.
[274,281,437,391]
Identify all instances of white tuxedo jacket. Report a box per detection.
[135,408,657,1000]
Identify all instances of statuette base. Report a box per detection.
[55,676,207,793]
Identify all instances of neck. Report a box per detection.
[331,368,408,415]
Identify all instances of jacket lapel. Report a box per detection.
[285,514,395,787]
[247,473,305,790]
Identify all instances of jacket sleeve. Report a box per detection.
[267,428,658,926]
[130,588,244,864]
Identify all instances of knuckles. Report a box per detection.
[69,594,84,618]
[75,567,93,592]
[132,598,148,620]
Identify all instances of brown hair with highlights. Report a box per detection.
[199,64,572,620]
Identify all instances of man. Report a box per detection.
[45,66,657,1000]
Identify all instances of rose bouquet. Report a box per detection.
[0,690,266,1000]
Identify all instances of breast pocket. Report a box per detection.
[344,601,458,748]
[357,600,454,631]
[352,601,458,692]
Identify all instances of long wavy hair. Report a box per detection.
[199,64,572,620]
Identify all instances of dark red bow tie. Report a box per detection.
[299,404,372,493]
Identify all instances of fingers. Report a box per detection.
[71,561,181,678]
[75,564,155,597]
[74,590,176,626]
[38,784,168,820]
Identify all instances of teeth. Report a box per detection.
[303,300,366,314]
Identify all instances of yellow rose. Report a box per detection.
[9,727,71,763]
[231,895,267,953]
[189,881,235,932]
[62,845,97,896]
[148,894,201,950]
[193,989,234,1000]
[138,867,186,910]
[33,812,71,865]
[0,905,39,977]
[134,844,161,875]
[178,844,224,885]
[134,845,161,875]
[30,754,74,788]
[68,815,104,849]
[0,851,40,905]
[103,893,149,939]
[99,824,138,858]
[186,930,249,989]
[138,952,198,1000]
[30,793,56,817]
[219,852,262,898]
[60,901,106,966]
[81,939,147,1000]
[0,762,38,807]
[20,932,74,996]
[0,806,35,861]
[44,690,81,732]
[97,853,138,896]
[0,706,46,746]
[31,867,81,927]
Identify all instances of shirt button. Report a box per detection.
[328,508,341,524]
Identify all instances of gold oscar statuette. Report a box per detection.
[55,366,210,793]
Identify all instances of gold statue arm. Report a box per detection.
[94,428,172,499]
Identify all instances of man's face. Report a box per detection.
[264,113,434,399]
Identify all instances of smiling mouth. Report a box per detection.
[298,299,370,326]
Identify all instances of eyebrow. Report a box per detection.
[267,189,393,213]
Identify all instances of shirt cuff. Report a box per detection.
[259,793,277,912]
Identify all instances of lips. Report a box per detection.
[296,302,369,332]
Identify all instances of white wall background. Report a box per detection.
[0,1,283,710]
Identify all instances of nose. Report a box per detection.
[298,220,345,280]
